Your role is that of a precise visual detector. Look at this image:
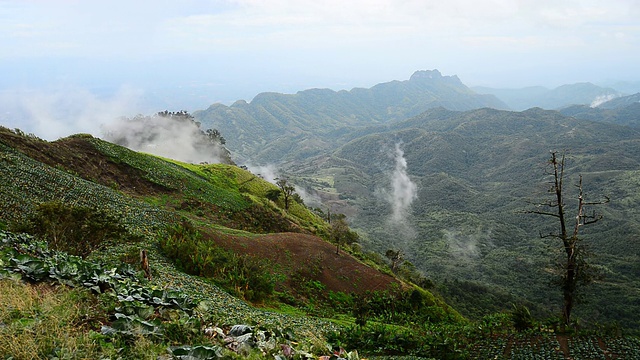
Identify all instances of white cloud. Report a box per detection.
[0,0,638,94]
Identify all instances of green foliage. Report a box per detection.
[276,178,296,210]
[283,107,640,330]
[330,218,359,254]
[12,201,136,257]
[1,230,289,358]
[158,219,275,302]
[266,188,281,202]
[352,288,457,327]
[329,322,467,359]
[511,304,535,332]
[0,139,177,236]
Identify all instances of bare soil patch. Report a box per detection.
[210,231,398,295]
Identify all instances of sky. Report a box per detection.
[1,0,639,138]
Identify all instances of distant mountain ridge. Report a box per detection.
[473,83,623,110]
[195,70,508,163]
[559,92,640,128]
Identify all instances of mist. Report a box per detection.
[245,164,280,184]
[383,143,418,242]
[590,94,618,108]
[0,86,142,140]
[101,113,229,164]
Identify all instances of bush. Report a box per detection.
[511,304,535,332]
[352,288,451,327]
[12,201,134,257]
[158,219,275,302]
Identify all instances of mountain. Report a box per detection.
[596,92,640,109]
[0,127,410,299]
[194,70,508,163]
[4,104,640,356]
[283,107,640,328]
[473,83,623,110]
[559,93,640,128]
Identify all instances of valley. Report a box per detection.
[2,70,640,359]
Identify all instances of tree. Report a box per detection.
[205,128,226,145]
[385,249,404,272]
[527,151,609,325]
[265,189,281,202]
[330,217,359,255]
[275,178,296,210]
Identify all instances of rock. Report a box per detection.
[204,326,224,338]
[229,324,252,336]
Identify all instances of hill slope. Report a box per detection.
[560,93,640,128]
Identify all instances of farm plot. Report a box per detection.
[0,142,176,235]
[469,334,640,359]
[89,138,249,211]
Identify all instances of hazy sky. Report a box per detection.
[1,0,639,137]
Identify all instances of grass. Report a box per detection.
[0,279,112,359]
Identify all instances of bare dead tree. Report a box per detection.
[526,151,609,325]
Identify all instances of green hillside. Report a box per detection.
[3,73,640,357]
[560,94,640,128]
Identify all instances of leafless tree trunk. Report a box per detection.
[527,151,608,325]
[140,249,152,280]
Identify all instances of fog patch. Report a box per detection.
[101,112,229,164]
[294,185,323,209]
[378,143,419,242]
[442,229,481,259]
[590,94,618,107]
[245,164,280,184]
[0,86,141,140]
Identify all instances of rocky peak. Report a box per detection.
[410,69,463,86]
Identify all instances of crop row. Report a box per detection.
[469,334,640,359]
[0,142,177,235]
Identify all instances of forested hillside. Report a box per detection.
[3,70,640,358]
[0,126,467,358]
[190,72,640,331]
[560,93,640,128]
[283,107,640,329]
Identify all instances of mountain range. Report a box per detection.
[472,83,624,110]
[194,70,508,163]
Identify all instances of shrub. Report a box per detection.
[12,201,135,257]
[511,304,535,332]
[158,219,275,302]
